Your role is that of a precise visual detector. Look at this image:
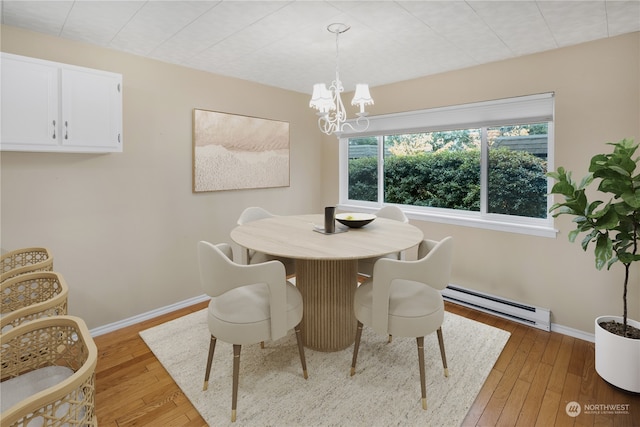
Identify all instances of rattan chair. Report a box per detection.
[1,271,69,333]
[0,315,98,427]
[1,247,53,282]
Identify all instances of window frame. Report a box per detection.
[338,93,557,238]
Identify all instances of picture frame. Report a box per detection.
[192,109,290,192]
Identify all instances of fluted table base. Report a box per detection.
[295,259,358,352]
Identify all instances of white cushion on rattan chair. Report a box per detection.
[0,316,97,426]
[1,366,74,412]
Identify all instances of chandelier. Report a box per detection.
[309,23,374,137]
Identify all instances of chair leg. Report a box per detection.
[417,336,427,410]
[203,335,217,391]
[350,321,363,376]
[231,344,241,422]
[260,341,265,349]
[436,327,449,377]
[388,334,392,343]
[294,323,308,379]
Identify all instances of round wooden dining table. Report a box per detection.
[230,213,424,352]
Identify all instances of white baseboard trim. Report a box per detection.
[88,293,597,343]
[551,323,595,343]
[89,294,210,337]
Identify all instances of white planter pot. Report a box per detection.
[594,315,640,393]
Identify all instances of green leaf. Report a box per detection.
[594,234,613,270]
[575,222,595,236]
[578,173,594,190]
[606,256,619,270]
[594,207,618,229]
[568,229,581,243]
[613,201,636,216]
[579,229,597,248]
[621,188,640,208]
[549,205,579,216]
[546,170,562,180]
[608,165,631,177]
[550,181,575,197]
[585,200,605,217]
[589,154,608,173]
[598,178,629,195]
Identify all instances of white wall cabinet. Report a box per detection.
[1,53,123,153]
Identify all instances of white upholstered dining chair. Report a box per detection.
[357,206,409,277]
[350,236,454,410]
[236,207,296,276]
[197,241,308,422]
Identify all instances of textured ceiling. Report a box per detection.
[2,1,639,94]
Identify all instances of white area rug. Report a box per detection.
[140,309,510,426]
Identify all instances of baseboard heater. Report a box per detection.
[442,285,551,331]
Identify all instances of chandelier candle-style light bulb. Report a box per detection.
[310,23,373,137]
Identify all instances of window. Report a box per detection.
[339,94,556,237]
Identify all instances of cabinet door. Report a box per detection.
[61,67,122,152]
[1,55,59,150]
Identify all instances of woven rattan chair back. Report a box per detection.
[1,247,53,282]
[1,271,68,333]
[0,315,97,427]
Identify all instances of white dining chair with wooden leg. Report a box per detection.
[197,241,308,423]
[357,206,409,278]
[350,236,453,410]
[236,207,296,276]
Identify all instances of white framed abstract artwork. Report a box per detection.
[192,109,290,192]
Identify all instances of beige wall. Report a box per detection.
[2,25,639,336]
[1,25,324,329]
[324,32,640,334]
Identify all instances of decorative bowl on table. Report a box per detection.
[335,213,376,228]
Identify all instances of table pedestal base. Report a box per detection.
[295,259,358,352]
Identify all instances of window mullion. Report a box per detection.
[480,127,488,215]
[378,135,384,204]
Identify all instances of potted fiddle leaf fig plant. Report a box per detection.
[548,138,639,392]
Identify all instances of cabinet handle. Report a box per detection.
[117,83,121,93]
[52,120,56,139]
[64,121,68,139]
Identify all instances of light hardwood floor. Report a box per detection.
[94,301,640,426]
